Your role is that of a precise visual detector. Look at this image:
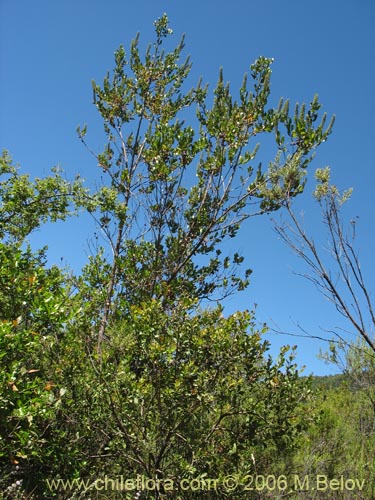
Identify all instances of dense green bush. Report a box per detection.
[2,15,361,500]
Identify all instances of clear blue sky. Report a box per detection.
[1,0,374,375]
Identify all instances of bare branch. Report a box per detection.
[273,174,375,355]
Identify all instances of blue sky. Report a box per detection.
[1,0,374,375]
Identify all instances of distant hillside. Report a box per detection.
[305,372,348,390]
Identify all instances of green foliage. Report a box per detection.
[76,13,334,349]
[313,166,352,204]
[59,15,329,498]
[0,243,77,496]
[25,299,312,499]
[0,151,86,244]
[0,14,340,500]
[291,382,375,499]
